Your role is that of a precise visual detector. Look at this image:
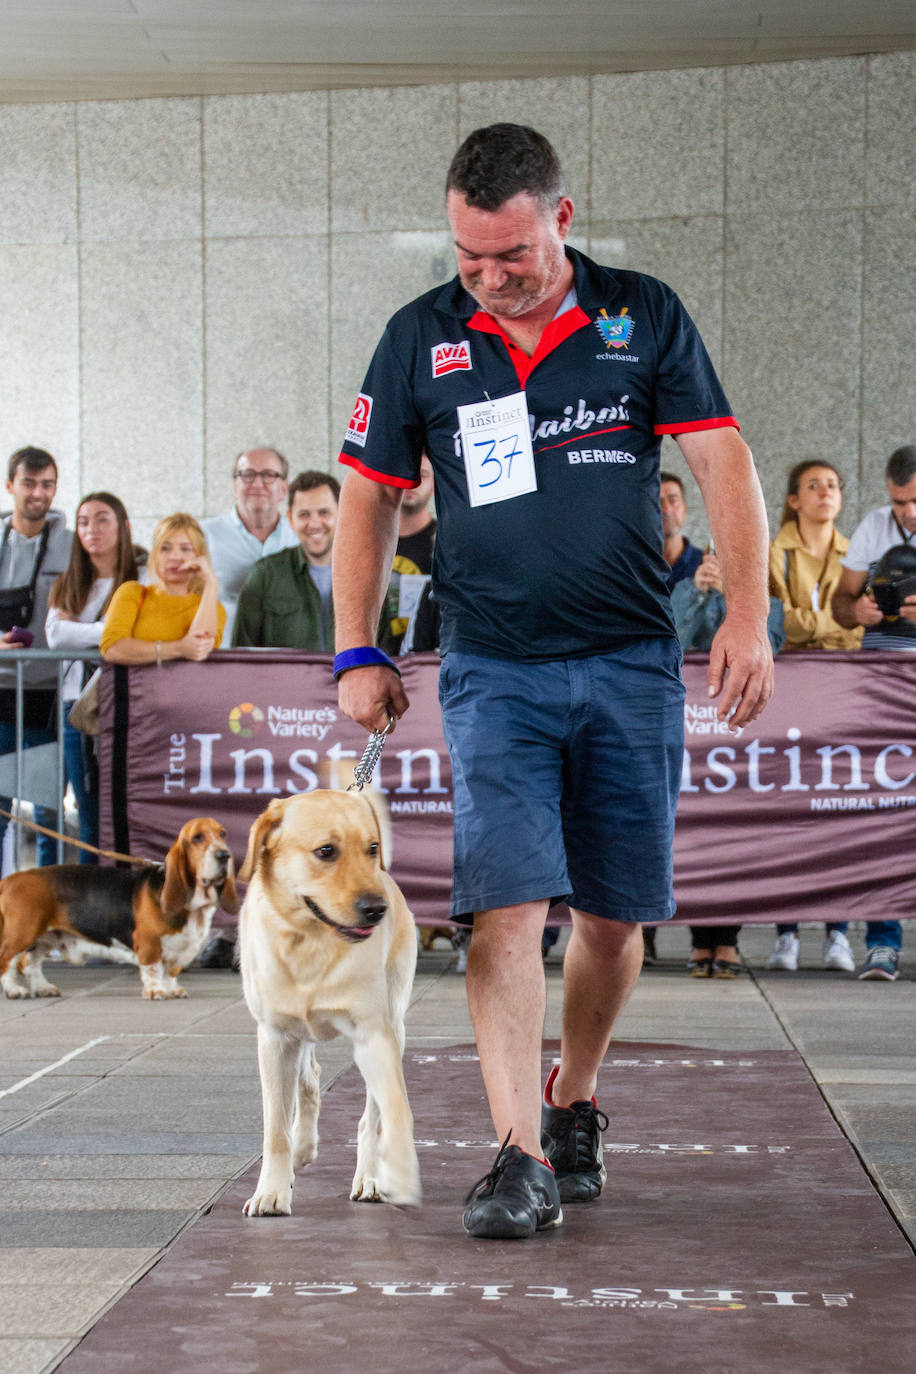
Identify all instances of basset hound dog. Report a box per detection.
[0,817,238,1001]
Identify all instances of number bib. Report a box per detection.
[457,392,537,508]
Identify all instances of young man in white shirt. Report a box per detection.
[833,443,916,980]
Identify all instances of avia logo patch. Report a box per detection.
[595,307,635,349]
[432,341,472,377]
[346,393,373,447]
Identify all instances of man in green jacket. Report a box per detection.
[232,471,339,650]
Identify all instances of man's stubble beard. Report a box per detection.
[464,243,566,320]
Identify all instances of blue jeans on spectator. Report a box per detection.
[777,922,848,935]
[0,718,58,867]
[864,920,902,952]
[63,715,99,862]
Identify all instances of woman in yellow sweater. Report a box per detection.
[100,513,225,664]
[769,461,864,652]
[766,461,860,975]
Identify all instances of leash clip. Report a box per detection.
[348,716,394,792]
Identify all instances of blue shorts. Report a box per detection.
[438,640,685,925]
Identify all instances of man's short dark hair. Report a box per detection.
[885,445,916,488]
[288,470,341,507]
[8,447,57,482]
[446,124,564,213]
[659,471,685,495]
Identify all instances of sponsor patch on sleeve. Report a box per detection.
[346,393,373,447]
[432,341,472,378]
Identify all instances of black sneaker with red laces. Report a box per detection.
[540,1066,609,1203]
[462,1135,563,1239]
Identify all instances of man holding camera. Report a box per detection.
[834,443,916,980]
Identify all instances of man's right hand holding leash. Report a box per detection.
[337,661,409,736]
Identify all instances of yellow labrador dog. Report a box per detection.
[239,789,420,1215]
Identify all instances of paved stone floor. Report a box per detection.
[0,922,913,1373]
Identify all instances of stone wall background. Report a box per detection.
[0,52,914,548]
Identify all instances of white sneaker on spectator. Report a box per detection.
[766,933,799,971]
[822,931,855,972]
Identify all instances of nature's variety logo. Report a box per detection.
[228,702,265,737]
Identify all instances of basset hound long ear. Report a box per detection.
[238,798,287,882]
[218,859,239,915]
[161,836,193,919]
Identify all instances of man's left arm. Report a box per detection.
[677,426,774,728]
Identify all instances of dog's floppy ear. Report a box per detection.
[239,798,287,882]
[161,836,193,919]
[360,791,391,872]
[218,858,240,915]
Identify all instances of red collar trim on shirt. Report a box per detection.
[467,305,592,387]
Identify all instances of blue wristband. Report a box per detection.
[333,646,401,681]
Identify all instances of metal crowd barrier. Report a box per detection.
[0,647,101,870]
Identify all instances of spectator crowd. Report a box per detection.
[2,438,914,980]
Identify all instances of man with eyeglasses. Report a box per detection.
[202,448,299,642]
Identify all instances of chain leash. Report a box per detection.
[347,716,395,792]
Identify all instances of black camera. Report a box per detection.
[868,544,916,618]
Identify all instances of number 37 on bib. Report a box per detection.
[457,392,537,508]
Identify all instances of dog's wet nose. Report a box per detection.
[355,893,388,926]
[214,849,230,865]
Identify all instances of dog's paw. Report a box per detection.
[33,983,61,998]
[142,987,166,1000]
[377,1155,422,1207]
[243,1188,292,1217]
[168,985,188,999]
[351,1169,420,1206]
[350,1171,383,1203]
[2,984,29,1000]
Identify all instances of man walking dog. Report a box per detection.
[333,125,773,1239]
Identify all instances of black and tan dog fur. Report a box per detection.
[0,818,237,1000]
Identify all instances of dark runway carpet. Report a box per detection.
[59,1041,915,1373]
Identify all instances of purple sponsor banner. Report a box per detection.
[99,650,916,926]
[674,651,916,924]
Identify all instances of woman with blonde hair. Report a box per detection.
[766,461,860,974]
[101,513,224,664]
[46,492,138,857]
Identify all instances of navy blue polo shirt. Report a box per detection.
[667,539,704,590]
[339,247,736,662]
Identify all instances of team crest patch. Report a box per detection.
[432,341,472,378]
[346,393,373,447]
[595,307,635,350]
